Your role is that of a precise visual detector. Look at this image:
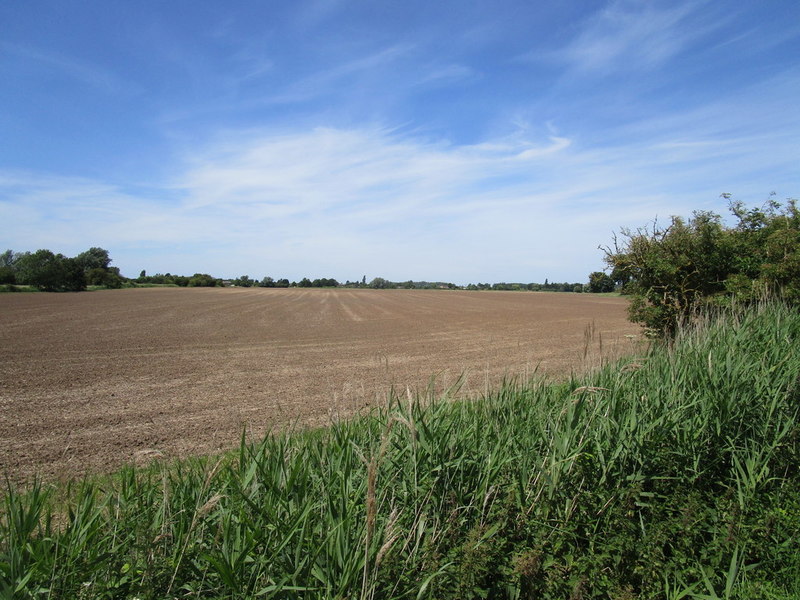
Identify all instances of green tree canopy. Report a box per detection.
[0,249,18,284]
[74,247,111,272]
[187,273,220,287]
[15,250,86,292]
[587,271,615,293]
[604,198,800,335]
[369,277,394,289]
[233,275,256,287]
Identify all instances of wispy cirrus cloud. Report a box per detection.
[177,127,571,217]
[0,41,134,94]
[3,73,796,282]
[549,0,713,75]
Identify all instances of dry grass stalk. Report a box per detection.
[375,507,400,569]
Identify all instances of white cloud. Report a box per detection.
[1,41,135,94]
[3,64,798,283]
[552,0,711,75]
[413,63,477,86]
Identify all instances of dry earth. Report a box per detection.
[0,287,641,484]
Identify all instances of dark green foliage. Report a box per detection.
[86,266,124,288]
[605,198,800,335]
[233,274,256,287]
[136,272,187,286]
[2,247,127,291]
[74,247,125,289]
[0,250,17,284]
[0,266,15,285]
[587,271,615,293]
[289,276,342,288]
[187,273,220,287]
[14,250,86,292]
[3,304,799,598]
[369,276,394,289]
[74,247,111,272]
[312,277,339,287]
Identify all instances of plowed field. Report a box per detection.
[0,288,640,483]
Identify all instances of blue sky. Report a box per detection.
[1,1,799,284]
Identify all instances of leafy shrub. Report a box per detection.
[604,198,800,335]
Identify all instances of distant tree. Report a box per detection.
[587,271,615,293]
[233,275,255,287]
[138,270,147,280]
[0,250,16,284]
[0,266,14,284]
[369,277,394,289]
[276,278,290,288]
[187,273,219,287]
[71,247,126,289]
[259,276,275,288]
[87,267,124,289]
[75,247,111,272]
[86,268,108,286]
[15,250,86,292]
[0,249,17,268]
[298,277,312,288]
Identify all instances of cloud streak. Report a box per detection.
[1,1,797,283]
[0,41,138,96]
[5,74,795,283]
[553,0,709,75]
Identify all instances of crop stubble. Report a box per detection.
[0,287,639,483]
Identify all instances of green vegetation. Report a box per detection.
[226,276,587,291]
[0,249,227,292]
[587,271,615,293]
[604,197,800,335]
[1,247,592,293]
[3,302,799,599]
[135,272,222,287]
[1,247,123,292]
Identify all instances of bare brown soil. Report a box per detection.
[0,287,640,484]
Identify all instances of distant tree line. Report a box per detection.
[227,275,588,292]
[3,248,610,296]
[136,271,222,288]
[228,276,327,288]
[0,248,224,292]
[465,280,586,293]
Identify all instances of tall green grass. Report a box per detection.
[2,303,799,599]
